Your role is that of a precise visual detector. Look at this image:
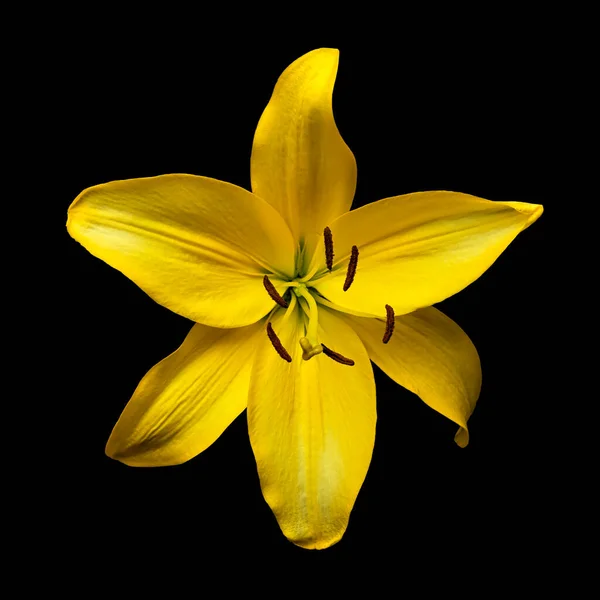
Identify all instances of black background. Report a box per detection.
[53,18,560,573]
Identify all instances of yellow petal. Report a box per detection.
[313,191,543,318]
[344,307,481,447]
[251,48,356,251]
[248,305,376,549]
[106,319,264,466]
[67,174,296,327]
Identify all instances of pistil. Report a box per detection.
[294,284,323,360]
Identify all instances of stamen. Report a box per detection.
[382,304,395,344]
[313,293,375,318]
[343,245,359,292]
[321,344,355,366]
[266,322,292,362]
[324,226,334,271]
[263,275,288,308]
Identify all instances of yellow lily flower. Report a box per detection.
[66,48,543,550]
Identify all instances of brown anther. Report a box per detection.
[324,226,334,271]
[343,245,359,291]
[382,304,395,344]
[263,275,288,308]
[321,344,355,366]
[266,322,292,362]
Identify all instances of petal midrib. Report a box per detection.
[81,208,287,276]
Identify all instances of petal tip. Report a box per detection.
[528,203,544,226]
[105,433,139,465]
[287,527,346,550]
[66,194,82,236]
[522,203,544,228]
[66,208,81,240]
[66,184,100,239]
[104,439,152,467]
[105,435,123,461]
[311,47,339,55]
[506,201,544,229]
[298,47,339,69]
[454,426,470,448]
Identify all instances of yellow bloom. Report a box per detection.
[67,48,542,549]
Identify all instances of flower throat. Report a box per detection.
[263,228,395,364]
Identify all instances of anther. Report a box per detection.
[321,344,355,366]
[382,304,395,344]
[343,245,359,291]
[324,226,334,271]
[266,322,292,362]
[263,275,288,308]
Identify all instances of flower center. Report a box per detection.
[262,227,396,364]
[263,276,354,366]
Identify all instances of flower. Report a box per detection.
[66,48,543,550]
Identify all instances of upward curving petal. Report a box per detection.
[248,305,376,549]
[106,319,265,466]
[67,174,296,327]
[314,191,543,318]
[343,307,481,447]
[251,48,356,249]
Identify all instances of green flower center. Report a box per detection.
[263,227,393,365]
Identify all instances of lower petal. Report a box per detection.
[106,320,264,466]
[247,306,376,549]
[344,307,481,447]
